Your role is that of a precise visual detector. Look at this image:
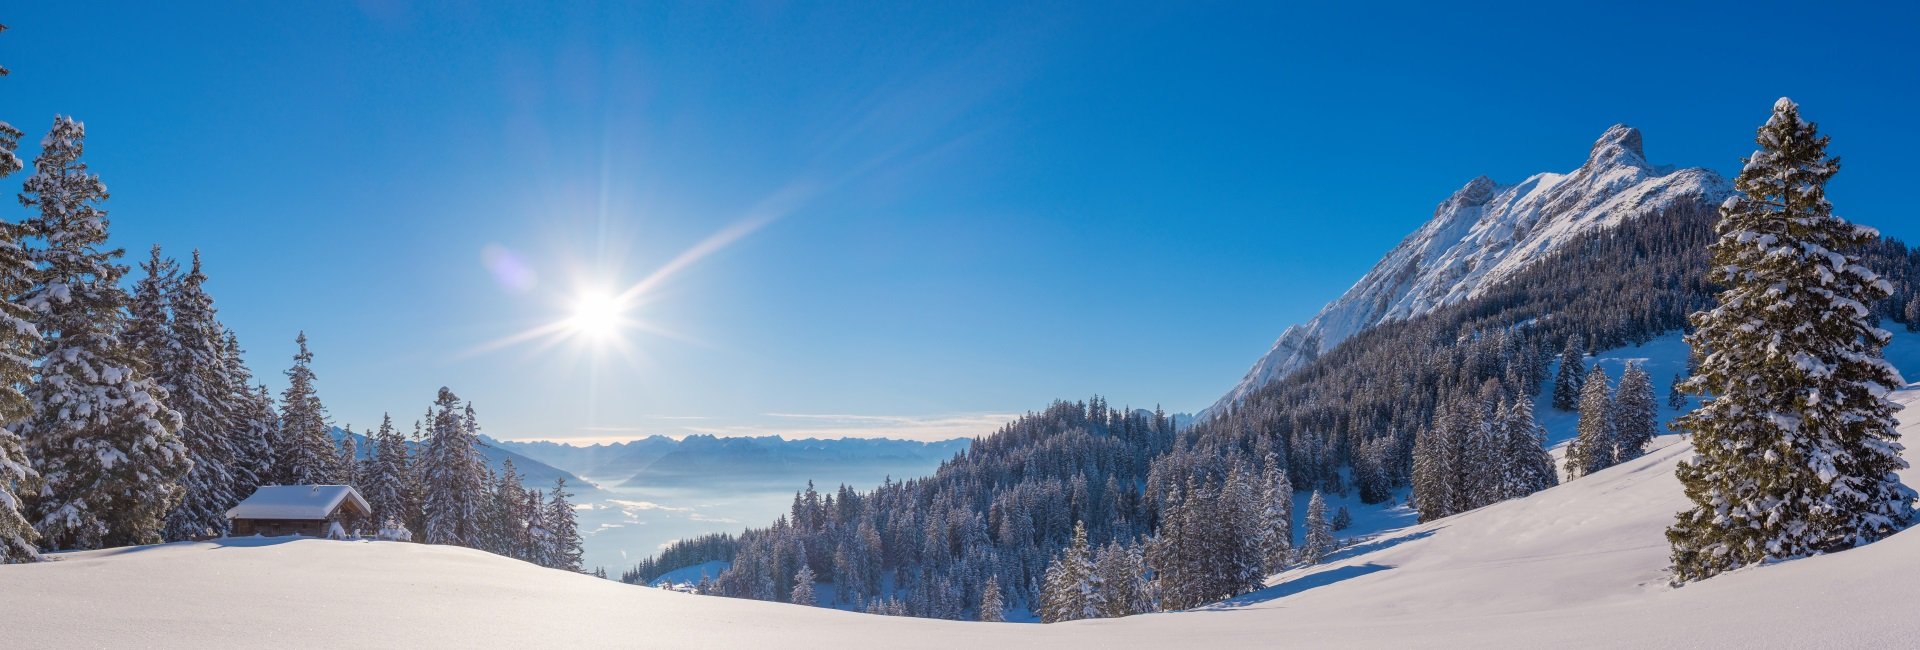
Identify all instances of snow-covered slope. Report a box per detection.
[11,388,1920,648]
[1208,126,1732,416]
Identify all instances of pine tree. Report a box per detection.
[359,414,411,533]
[1216,462,1266,596]
[790,564,817,606]
[1669,99,1917,582]
[1301,490,1334,565]
[1039,520,1096,623]
[978,574,1005,622]
[1497,397,1559,499]
[545,477,583,571]
[1668,372,1689,410]
[1905,294,1920,333]
[0,47,41,562]
[1613,361,1657,463]
[524,487,550,566]
[1566,366,1616,478]
[159,251,247,541]
[422,389,485,546]
[336,430,359,489]
[1552,336,1586,411]
[1259,451,1293,572]
[1410,424,1451,522]
[1093,541,1152,617]
[1461,381,1503,509]
[1331,506,1352,531]
[275,333,334,485]
[488,457,529,558]
[219,332,274,500]
[125,246,177,376]
[20,116,188,550]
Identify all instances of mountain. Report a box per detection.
[1207,125,1732,416]
[11,382,1920,647]
[493,435,971,490]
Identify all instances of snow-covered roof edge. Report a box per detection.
[225,485,372,520]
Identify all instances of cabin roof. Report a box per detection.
[226,485,370,521]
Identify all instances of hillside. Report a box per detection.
[1208,125,1731,416]
[8,386,1919,648]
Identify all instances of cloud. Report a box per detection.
[680,411,1016,442]
[608,499,692,514]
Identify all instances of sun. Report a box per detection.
[566,289,627,342]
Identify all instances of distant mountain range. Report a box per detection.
[493,434,972,490]
[327,427,608,500]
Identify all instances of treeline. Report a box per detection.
[620,532,737,585]
[628,400,1179,618]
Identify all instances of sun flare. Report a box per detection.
[566,289,626,342]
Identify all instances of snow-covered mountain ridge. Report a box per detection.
[1207,125,1732,417]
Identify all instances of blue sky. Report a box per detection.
[2,2,1916,442]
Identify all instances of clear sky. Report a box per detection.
[2,2,1915,443]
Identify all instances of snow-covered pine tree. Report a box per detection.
[275,333,334,485]
[1093,540,1151,617]
[1301,490,1334,565]
[488,457,529,559]
[1566,366,1616,478]
[1144,485,1190,610]
[1461,380,1503,509]
[545,477,583,571]
[978,573,1005,622]
[358,414,410,532]
[1668,372,1689,410]
[219,331,274,499]
[422,389,486,547]
[1552,336,1586,411]
[125,246,177,374]
[20,116,189,550]
[1217,462,1266,597]
[1668,98,1917,582]
[1331,506,1352,531]
[336,429,358,489]
[524,486,550,566]
[1905,294,1920,332]
[1039,520,1097,622]
[1497,397,1558,499]
[159,251,247,541]
[1259,451,1293,572]
[0,52,42,562]
[1613,361,1657,463]
[790,565,817,606]
[1411,395,1463,522]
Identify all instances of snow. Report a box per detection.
[649,559,729,588]
[1207,126,1732,417]
[8,386,1920,646]
[224,485,369,521]
[8,332,1920,647]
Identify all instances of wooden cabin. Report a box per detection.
[226,485,372,538]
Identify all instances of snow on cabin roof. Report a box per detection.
[225,485,370,520]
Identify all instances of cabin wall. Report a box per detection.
[231,518,329,538]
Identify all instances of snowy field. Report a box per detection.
[7,389,1920,648]
[7,330,1920,648]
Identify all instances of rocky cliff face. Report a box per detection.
[1206,125,1732,417]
